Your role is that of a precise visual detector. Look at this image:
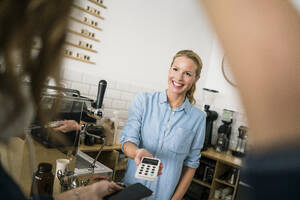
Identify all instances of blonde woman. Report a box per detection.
[121,50,206,200]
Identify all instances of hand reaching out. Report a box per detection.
[54,180,123,200]
[134,148,163,176]
[90,180,123,199]
[54,120,81,133]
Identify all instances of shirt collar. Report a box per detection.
[159,90,192,113]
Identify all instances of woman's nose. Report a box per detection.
[176,72,184,80]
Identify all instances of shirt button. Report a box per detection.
[172,111,175,114]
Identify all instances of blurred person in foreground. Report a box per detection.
[201,0,300,199]
[0,1,121,199]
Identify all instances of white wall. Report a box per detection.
[60,0,215,143]
[62,0,214,97]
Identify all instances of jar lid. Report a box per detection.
[38,162,52,173]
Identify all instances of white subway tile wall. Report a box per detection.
[63,72,248,147]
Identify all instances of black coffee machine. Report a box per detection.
[202,88,219,151]
[215,109,234,152]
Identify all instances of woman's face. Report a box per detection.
[167,56,199,97]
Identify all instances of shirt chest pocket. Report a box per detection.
[166,127,194,154]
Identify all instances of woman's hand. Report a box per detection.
[54,120,81,133]
[134,148,153,165]
[90,180,123,198]
[54,180,123,200]
[134,148,164,176]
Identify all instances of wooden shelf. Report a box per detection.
[192,178,211,188]
[63,54,95,65]
[215,178,235,188]
[70,16,102,31]
[88,0,107,9]
[79,144,121,152]
[67,29,100,42]
[73,4,104,20]
[189,148,243,200]
[65,41,98,53]
[201,148,242,168]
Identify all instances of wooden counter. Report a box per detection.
[79,144,121,152]
[0,137,76,197]
[201,148,242,168]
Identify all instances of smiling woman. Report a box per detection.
[120,50,206,200]
[168,50,203,107]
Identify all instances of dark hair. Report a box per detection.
[0,0,73,134]
[171,50,203,104]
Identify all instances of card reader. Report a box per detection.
[135,157,160,181]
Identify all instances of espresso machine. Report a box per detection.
[56,80,111,191]
[202,88,219,151]
[215,109,234,152]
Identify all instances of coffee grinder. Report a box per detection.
[215,109,234,152]
[202,88,219,151]
[232,126,248,157]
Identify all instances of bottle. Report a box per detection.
[30,162,54,196]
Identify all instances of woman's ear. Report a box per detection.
[195,75,200,82]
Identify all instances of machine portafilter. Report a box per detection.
[89,80,107,119]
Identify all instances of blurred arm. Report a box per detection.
[201,0,300,151]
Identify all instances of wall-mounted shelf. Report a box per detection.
[67,29,100,42]
[70,16,102,31]
[88,0,107,9]
[65,41,98,53]
[73,4,104,20]
[63,54,95,65]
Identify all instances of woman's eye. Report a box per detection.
[172,67,178,71]
[185,72,192,76]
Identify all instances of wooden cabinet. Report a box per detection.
[187,148,242,200]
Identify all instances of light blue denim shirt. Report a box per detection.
[120,91,206,200]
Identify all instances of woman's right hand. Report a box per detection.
[134,148,153,166]
[134,148,163,176]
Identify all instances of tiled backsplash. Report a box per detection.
[61,69,156,126]
[62,69,248,149]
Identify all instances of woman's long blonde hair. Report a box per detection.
[170,50,203,104]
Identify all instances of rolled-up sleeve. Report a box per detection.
[183,114,206,168]
[120,93,145,151]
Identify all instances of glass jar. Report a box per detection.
[30,162,54,196]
